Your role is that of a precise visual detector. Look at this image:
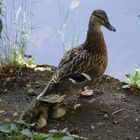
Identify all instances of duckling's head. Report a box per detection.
[89,9,116,32]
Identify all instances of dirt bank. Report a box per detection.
[0,65,140,140]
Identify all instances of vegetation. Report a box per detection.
[122,68,140,94]
[0,0,33,69]
[58,0,80,53]
[0,0,81,68]
[0,121,86,140]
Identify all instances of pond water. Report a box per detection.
[25,0,140,80]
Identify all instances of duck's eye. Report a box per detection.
[95,14,105,21]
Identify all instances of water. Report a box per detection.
[25,0,140,80]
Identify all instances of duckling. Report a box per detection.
[21,9,116,127]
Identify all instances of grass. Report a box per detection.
[0,0,81,68]
[58,0,81,53]
[0,0,33,69]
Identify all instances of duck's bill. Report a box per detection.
[105,22,116,32]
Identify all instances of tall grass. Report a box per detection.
[57,0,80,53]
[0,0,33,67]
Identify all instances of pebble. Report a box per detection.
[107,130,111,133]
[13,112,18,116]
[0,110,5,114]
[98,122,104,126]
[104,113,109,118]
[91,125,95,129]
[80,90,93,96]
[4,118,11,122]
[135,118,139,121]
[74,104,81,110]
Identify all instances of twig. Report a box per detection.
[35,84,47,88]
[112,108,125,115]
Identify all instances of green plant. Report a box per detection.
[0,0,33,68]
[0,121,86,140]
[27,57,35,65]
[122,68,140,94]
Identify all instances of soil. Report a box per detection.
[0,65,140,140]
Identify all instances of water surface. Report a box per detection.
[25,0,140,80]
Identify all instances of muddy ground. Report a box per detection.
[0,65,140,140]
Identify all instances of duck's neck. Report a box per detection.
[84,27,107,54]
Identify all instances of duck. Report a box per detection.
[37,9,116,101]
[21,9,116,128]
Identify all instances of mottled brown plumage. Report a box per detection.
[21,9,116,127]
[37,9,116,102]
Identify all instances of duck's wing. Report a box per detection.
[56,49,88,80]
[37,46,91,102]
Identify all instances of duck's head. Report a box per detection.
[89,9,116,32]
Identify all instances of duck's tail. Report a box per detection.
[36,78,74,103]
[37,79,57,100]
[36,74,88,103]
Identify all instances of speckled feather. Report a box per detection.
[37,10,116,102]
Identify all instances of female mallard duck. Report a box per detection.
[21,9,116,128]
[37,9,116,101]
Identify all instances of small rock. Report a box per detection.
[80,90,93,96]
[26,84,31,87]
[74,104,81,110]
[4,118,11,122]
[107,130,111,133]
[13,112,18,116]
[135,118,139,121]
[4,89,8,92]
[0,110,5,114]
[104,113,109,118]
[98,122,104,126]
[91,125,95,129]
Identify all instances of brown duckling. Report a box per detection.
[21,9,116,128]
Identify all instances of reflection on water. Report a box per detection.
[26,0,140,80]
